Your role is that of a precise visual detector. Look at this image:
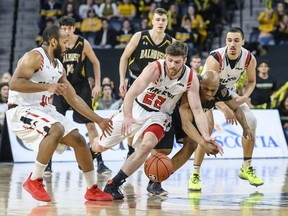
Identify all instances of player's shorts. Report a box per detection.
[6,104,76,154]
[99,101,171,149]
[154,125,175,149]
[53,79,93,124]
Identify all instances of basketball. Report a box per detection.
[144,153,173,182]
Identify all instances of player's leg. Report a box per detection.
[45,94,69,176]
[104,124,164,200]
[8,107,66,202]
[238,104,263,186]
[86,122,111,174]
[74,81,111,174]
[60,128,112,201]
[188,109,214,191]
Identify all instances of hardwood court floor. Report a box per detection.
[1,158,288,216]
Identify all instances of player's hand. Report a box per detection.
[243,128,255,142]
[202,137,224,157]
[121,116,138,136]
[48,83,69,95]
[119,82,127,96]
[91,85,101,99]
[224,108,237,125]
[98,118,113,137]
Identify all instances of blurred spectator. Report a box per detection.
[98,0,118,20]
[135,17,149,31]
[0,72,12,84]
[97,84,117,110]
[249,60,277,108]
[257,7,278,46]
[275,2,286,22]
[189,54,203,75]
[81,8,102,43]
[36,17,55,46]
[78,0,99,20]
[278,93,288,142]
[182,4,208,45]
[117,0,137,20]
[274,12,288,45]
[0,82,9,131]
[40,0,62,31]
[115,19,134,48]
[147,2,157,27]
[167,4,181,34]
[174,17,197,59]
[138,0,153,19]
[62,1,82,30]
[110,78,127,110]
[94,18,117,48]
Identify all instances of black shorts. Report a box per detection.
[154,125,175,149]
[53,79,93,124]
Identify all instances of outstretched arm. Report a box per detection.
[59,72,112,136]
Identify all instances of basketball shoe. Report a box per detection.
[97,161,112,175]
[104,180,124,200]
[85,184,113,201]
[239,165,264,186]
[23,173,51,202]
[188,172,201,191]
[147,182,168,196]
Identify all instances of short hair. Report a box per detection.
[165,41,188,58]
[227,27,245,39]
[42,25,61,45]
[59,16,75,26]
[258,60,269,66]
[191,54,201,60]
[153,8,168,17]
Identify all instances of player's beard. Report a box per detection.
[54,43,62,59]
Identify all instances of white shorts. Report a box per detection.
[99,101,171,149]
[6,104,77,154]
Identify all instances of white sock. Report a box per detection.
[31,160,47,180]
[242,160,252,169]
[83,170,96,189]
[193,165,201,173]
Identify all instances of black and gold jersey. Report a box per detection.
[128,30,173,77]
[61,36,87,84]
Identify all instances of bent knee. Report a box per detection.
[50,122,65,137]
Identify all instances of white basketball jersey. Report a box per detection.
[136,59,193,115]
[8,47,64,106]
[203,46,251,92]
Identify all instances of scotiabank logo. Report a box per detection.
[212,123,279,148]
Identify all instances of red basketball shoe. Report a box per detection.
[85,184,113,201]
[23,173,51,202]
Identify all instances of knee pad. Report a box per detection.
[240,103,257,130]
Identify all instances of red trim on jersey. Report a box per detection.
[143,124,164,142]
[33,50,44,70]
[215,51,222,72]
[244,51,251,70]
[187,69,193,90]
[155,61,162,76]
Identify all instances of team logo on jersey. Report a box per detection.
[177,82,184,87]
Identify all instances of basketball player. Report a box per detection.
[5,25,113,202]
[191,27,264,190]
[47,16,111,175]
[92,41,223,200]
[153,70,254,193]
[114,7,175,194]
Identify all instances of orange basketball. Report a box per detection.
[144,153,173,182]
